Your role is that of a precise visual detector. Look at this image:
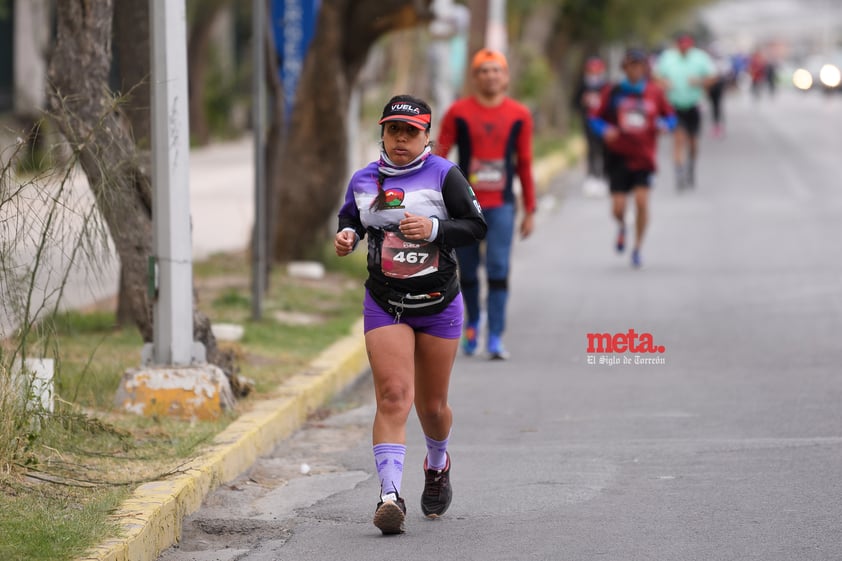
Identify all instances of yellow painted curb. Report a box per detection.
[77,318,368,561]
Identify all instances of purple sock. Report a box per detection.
[424,433,449,470]
[373,443,406,497]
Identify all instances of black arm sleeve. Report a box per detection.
[436,166,488,247]
[337,214,366,241]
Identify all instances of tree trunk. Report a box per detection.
[520,4,567,133]
[114,0,151,146]
[268,0,433,262]
[463,0,488,95]
[187,0,234,146]
[113,0,151,327]
[262,6,285,278]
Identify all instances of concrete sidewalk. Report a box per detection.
[74,139,580,561]
[188,137,254,260]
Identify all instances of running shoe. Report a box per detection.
[487,334,510,360]
[461,323,478,356]
[631,248,642,268]
[421,454,452,518]
[615,225,626,253]
[373,492,406,535]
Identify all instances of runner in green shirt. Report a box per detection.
[654,33,716,190]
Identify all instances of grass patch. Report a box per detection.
[0,248,367,560]
[0,482,127,561]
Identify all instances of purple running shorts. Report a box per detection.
[363,289,463,339]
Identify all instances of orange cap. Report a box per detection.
[471,49,508,71]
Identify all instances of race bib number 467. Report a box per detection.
[381,231,440,279]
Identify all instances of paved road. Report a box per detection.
[158,89,842,561]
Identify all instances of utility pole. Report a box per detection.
[149,0,202,365]
[115,0,234,420]
[252,0,267,320]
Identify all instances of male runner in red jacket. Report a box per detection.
[436,49,536,359]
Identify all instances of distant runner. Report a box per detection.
[573,55,609,196]
[588,47,677,268]
[654,33,715,190]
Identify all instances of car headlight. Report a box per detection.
[792,68,813,90]
[819,64,841,88]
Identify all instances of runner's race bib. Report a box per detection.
[583,91,602,111]
[381,230,440,279]
[618,99,647,133]
[469,159,505,191]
